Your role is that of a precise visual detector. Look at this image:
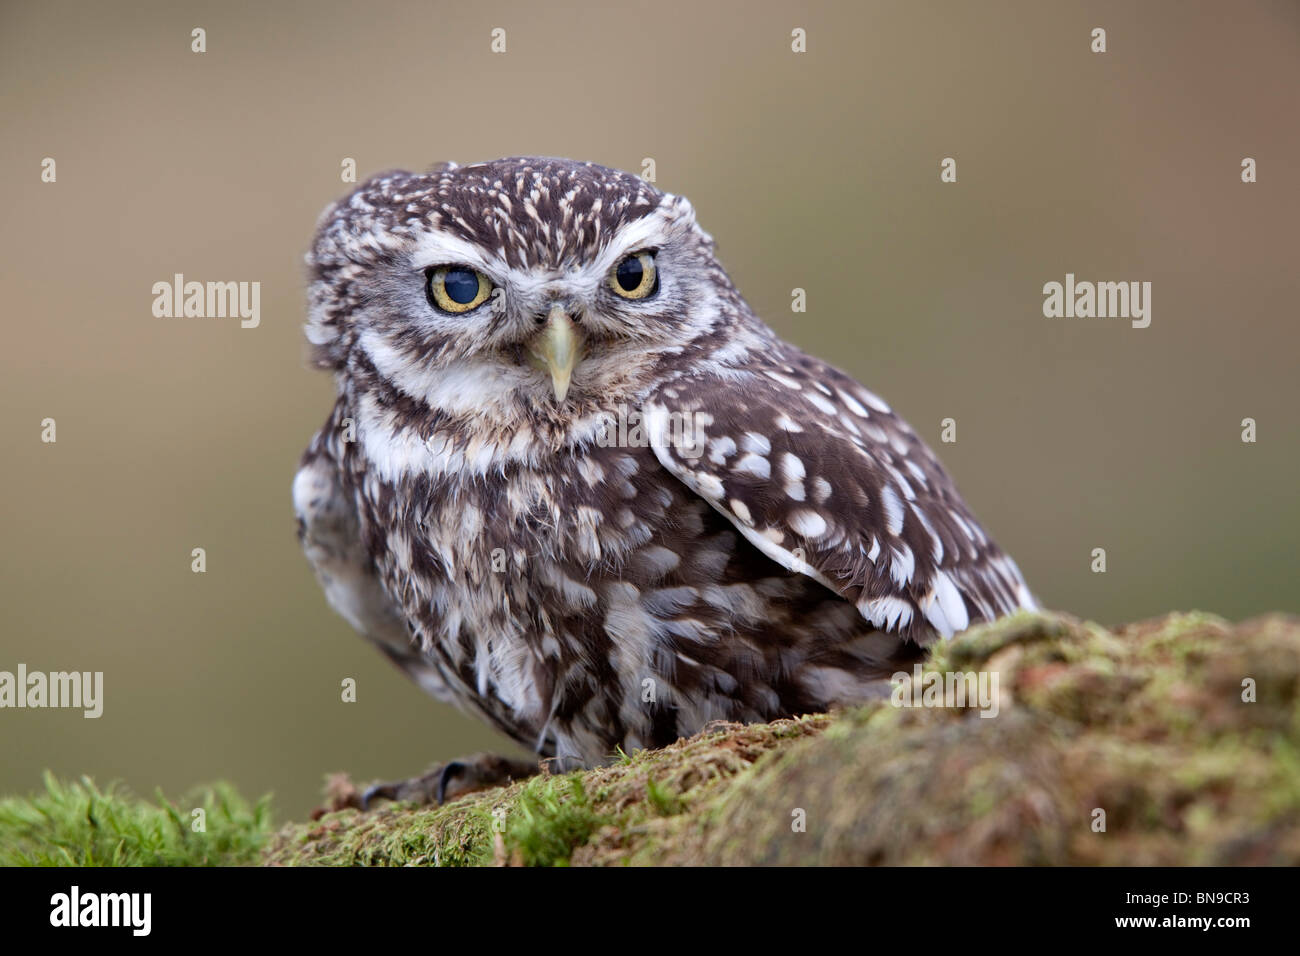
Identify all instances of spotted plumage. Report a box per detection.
[295,156,1034,770]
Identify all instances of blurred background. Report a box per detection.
[2,0,1296,816]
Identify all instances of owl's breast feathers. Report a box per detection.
[297,341,1032,764]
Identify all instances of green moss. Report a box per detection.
[507,776,607,866]
[270,794,502,867]
[0,772,272,866]
[645,776,685,817]
[260,714,830,866]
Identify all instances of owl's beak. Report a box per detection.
[529,304,582,402]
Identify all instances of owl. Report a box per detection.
[295,157,1035,805]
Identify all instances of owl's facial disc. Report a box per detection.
[527,302,583,402]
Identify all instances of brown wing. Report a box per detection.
[642,345,1035,642]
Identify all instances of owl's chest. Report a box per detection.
[363,442,705,641]
[353,431,831,760]
[358,440,734,746]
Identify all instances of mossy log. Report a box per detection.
[263,610,1300,866]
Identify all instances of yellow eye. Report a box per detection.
[608,251,657,299]
[427,266,493,313]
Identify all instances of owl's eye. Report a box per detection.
[427,266,493,313]
[609,251,658,300]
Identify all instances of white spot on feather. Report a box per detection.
[857,389,892,414]
[805,391,837,416]
[880,485,905,535]
[764,370,802,390]
[779,452,805,481]
[790,510,827,538]
[695,472,725,499]
[730,498,754,526]
[707,435,737,465]
[858,595,914,631]
[888,543,915,587]
[923,570,970,638]
[732,453,771,479]
[837,389,870,418]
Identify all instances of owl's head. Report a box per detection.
[306,157,738,422]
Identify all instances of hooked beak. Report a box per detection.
[529,304,582,402]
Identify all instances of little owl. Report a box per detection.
[294,157,1035,804]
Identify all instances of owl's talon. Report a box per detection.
[361,753,538,810]
[435,761,466,805]
[359,781,397,811]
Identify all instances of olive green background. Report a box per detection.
[2,0,1297,815]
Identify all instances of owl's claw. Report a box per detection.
[360,753,538,810]
[435,761,467,805]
